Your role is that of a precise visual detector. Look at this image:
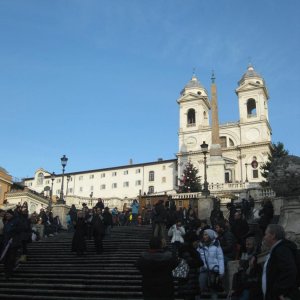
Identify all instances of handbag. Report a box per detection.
[203,250,224,292]
[172,258,190,279]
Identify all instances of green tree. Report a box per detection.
[260,142,289,186]
[178,161,202,193]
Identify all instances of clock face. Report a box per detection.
[186,137,197,148]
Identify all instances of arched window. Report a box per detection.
[229,138,234,147]
[203,111,207,119]
[149,171,155,181]
[37,172,44,185]
[187,109,196,126]
[247,98,257,117]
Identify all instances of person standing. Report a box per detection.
[71,211,87,256]
[262,224,300,300]
[197,229,225,300]
[131,199,140,226]
[168,220,185,256]
[91,207,105,254]
[102,207,113,237]
[136,236,179,300]
[1,210,22,279]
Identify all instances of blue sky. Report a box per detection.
[1,0,300,179]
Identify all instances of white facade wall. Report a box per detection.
[24,160,178,201]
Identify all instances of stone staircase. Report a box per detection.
[0,225,228,299]
[0,226,152,300]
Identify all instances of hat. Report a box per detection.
[204,229,218,240]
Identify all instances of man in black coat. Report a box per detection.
[262,224,300,300]
[91,208,105,254]
[136,236,178,300]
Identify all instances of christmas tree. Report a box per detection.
[178,161,202,193]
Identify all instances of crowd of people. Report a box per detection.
[0,202,62,279]
[1,196,299,300]
[136,198,300,300]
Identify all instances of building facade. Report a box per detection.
[0,167,12,205]
[22,65,272,206]
[177,65,271,186]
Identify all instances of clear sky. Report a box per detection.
[1,0,300,180]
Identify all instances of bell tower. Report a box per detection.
[177,72,211,177]
[236,64,271,145]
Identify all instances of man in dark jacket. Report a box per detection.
[215,221,237,264]
[262,224,300,300]
[136,236,178,300]
[1,210,22,279]
[91,208,105,254]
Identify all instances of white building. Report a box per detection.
[23,65,272,206]
[177,64,271,186]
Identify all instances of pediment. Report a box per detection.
[236,82,262,93]
[223,156,237,165]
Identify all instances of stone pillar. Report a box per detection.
[52,204,70,230]
[197,196,214,222]
[268,155,300,247]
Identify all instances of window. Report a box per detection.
[148,186,154,194]
[56,189,60,195]
[162,177,166,183]
[79,176,83,181]
[162,165,166,170]
[112,171,117,177]
[136,169,141,174]
[89,174,94,179]
[123,181,129,187]
[68,188,73,194]
[203,111,207,119]
[253,170,259,178]
[79,187,83,192]
[123,170,128,175]
[90,186,94,191]
[187,108,196,126]
[37,173,44,185]
[56,178,61,183]
[100,184,106,190]
[149,171,155,181]
[229,138,234,147]
[247,98,257,117]
[135,180,141,186]
[178,200,183,208]
[112,183,117,189]
[101,173,106,178]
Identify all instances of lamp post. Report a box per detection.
[66,175,71,196]
[89,192,93,207]
[245,163,249,183]
[49,172,55,208]
[58,155,68,204]
[201,141,210,197]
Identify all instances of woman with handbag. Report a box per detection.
[177,233,204,300]
[197,229,225,300]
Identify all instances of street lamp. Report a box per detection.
[201,141,210,197]
[90,192,93,207]
[66,175,71,196]
[58,155,68,204]
[245,163,249,183]
[49,172,55,208]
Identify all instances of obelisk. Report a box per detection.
[207,71,225,184]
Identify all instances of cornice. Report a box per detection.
[6,191,49,204]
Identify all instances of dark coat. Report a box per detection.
[102,211,113,227]
[265,239,300,300]
[177,243,204,298]
[91,214,105,237]
[71,218,87,253]
[2,215,23,249]
[218,230,237,260]
[136,249,178,300]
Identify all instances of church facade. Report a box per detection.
[23,65,272,204]
[177,65,271,187]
